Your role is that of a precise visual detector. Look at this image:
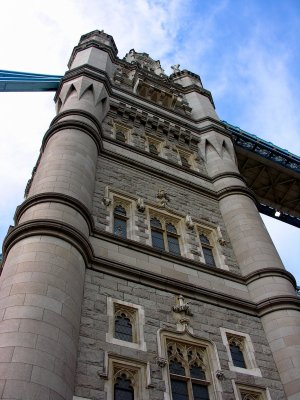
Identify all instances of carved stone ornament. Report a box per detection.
[185,213,194,230]
[215,370,225,380]
[156,357,168,368]
[137,197,145,212]
[218,238,226,246]
[171,64,181,74]
[102,186,111,206]
[156,189,170,207]
[172,295,193,317]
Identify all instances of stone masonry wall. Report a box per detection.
[74,269,286,400]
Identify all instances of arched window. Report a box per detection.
[114,373,134,400]
[167,342,210,400]
[166,223,180,255]
[116,131,126,142]
[114,205,127,239]
[150,218,181,255]
[230,343,246,369]
[149,143,159,156]
[180,154,190,168]
[114,312,133,342]
[199,234,215,267]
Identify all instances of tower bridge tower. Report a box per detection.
[0,30,299,400]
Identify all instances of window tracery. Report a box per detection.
[114,368,136,400]
[150,216,181,255]
[227,335,246,369]
[167,341,210,400]
[114,305,136,343]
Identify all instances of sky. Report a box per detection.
[0,0,299,285]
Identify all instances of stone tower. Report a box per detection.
[0,30,299,400]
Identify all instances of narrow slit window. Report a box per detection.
[199,234,215,267]
[166,223,180,255]
[150,218,165,251]
[114,205,127,239]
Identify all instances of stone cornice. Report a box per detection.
[257,295,300,317]
[50,109,102,133]
[245,267,297,288]
[217,185,258,204]
[42,120,103,154]
[212,172,247,185]
[14,193,95,232]
[2,219,94,266]
[67,40,118,70]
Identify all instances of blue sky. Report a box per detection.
[0,0,299,284]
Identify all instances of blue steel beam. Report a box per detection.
[0,70,62,92]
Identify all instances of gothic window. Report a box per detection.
[114,373,134,400]
[114,305,136,343]
[150,217,181,255]
[116,131,126,142]
[220,328,261,377]
[149,143,159,156]
[199,234,215,267]
[234,383,267,400]
[114,205,127,239]
[227,336,246,369]
[167,341,210,400]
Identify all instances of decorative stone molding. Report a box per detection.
[137,197,145,212]
[156,357,168,368]
[156,189,170,207]
[215,369,225,380]
[103,186,111,206]
[172,295,193,318]
[185,213,195,229]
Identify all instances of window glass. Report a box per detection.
[115,313,133,342]
[114,206,127,239]
[114,374,134,400]
[200,234,215,267]
[230,344,246,368]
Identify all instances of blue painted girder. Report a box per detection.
[0,70,62,92]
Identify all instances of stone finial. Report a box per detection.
[156,189,170,207]
[171,64,181,74]
[185,213,194,230]
[137,197,145,212]
[172,295,193,317]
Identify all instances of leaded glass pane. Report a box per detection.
[151,230,165,250]
[169,360,185,375]
[114,374,134,400]
[230,344,246,368]
[170,378,189,400]
[199,234,210,245]
[114,217,127,239]
[202,247,215,267]
[190,364,206,380]
[192,383,210,400]
[166,223,177,234]
[115,313,133,342]
[116,131,126,142]
[167,235,181,255]
[149,143,158,155]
